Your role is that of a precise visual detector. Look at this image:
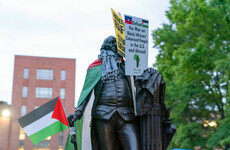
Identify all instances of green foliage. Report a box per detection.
[207,118,230,148]
[152,0,230,149]
[170,122,206,149]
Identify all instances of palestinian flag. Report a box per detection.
[65,59,102,150]
[18,97,69,144]
[142,20,148,28]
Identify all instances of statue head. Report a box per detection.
[100,36,117,53]
[98,36,122,82]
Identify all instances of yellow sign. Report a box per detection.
[111,8,125,57]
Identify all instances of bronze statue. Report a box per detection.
[66,36,175,150]
[68,36,139,150]
[135,68,176,150]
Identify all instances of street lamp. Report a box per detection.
[1,109,11,117]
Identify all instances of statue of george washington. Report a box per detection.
[65,36,175,150]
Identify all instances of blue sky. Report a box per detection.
[0,0,170,105]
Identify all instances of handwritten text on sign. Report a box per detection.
[111,8,125,57]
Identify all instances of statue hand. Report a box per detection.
[67,111,83,126]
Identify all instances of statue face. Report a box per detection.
[102,36,117,53]
[108,38,117,53]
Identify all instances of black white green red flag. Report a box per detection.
[18,97,69,144]
[65,59,102,150]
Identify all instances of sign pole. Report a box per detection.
[117,11,137,116]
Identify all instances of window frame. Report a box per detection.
[60,88,65,99]
[36,69,53,80]
[35,87,53,98]
[21,106,27,116]
[23,68,29,79]
[22,86,28,98]
[61,70,66,81]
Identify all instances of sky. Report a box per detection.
[0,0,170,105]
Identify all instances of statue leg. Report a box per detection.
[95,119,116,150]
[117,118,139,150]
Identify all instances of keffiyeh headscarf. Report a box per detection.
[98,36,122,82]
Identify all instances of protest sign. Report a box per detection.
[111,8,125,57]
[124,14,149,75]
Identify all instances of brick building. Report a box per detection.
[8,55,76,150]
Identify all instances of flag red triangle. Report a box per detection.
[52,97,69,126]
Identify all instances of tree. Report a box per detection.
[152,0,230,149]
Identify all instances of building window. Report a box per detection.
[58,132,64,149]
[61,70,66,81]
[22,87,28,98]
[21,106,27,116]
[23,68,29,79]
[36,69,53,80]
[19,127,25,149]
[33,137,51,149]
[35,87,52,98]
[60,88,65,99]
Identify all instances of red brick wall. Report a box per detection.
[9,55,76,150]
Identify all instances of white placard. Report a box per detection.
[124,14,149,76]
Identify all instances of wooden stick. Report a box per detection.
[130,76,137,115]
[53,77,60,97]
